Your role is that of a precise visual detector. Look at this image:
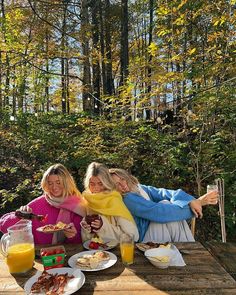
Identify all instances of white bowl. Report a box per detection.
[144,247,175,269]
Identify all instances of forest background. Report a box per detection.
[0,0,235,242]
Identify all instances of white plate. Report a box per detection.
[24,267,85,295]
[83,238,118,250]
[68,250,117,272]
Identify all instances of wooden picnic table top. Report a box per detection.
[204,241,236,281]
[0,241,236,294]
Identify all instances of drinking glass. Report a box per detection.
[207,184,218,193]
[120,233,134,266]
[207,184,219,204]
[85,214,102,233]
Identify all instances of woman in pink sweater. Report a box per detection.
[0,164,86,245]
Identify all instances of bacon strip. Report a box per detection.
[30,270,74,294]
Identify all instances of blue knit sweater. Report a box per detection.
[123,185,195,242]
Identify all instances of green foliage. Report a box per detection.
[0,98,235,242]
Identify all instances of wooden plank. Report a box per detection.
[78,290,236,295]
[205,242,236,280]
[80,272,236,290]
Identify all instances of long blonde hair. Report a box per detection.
[109,168,140,193]
[41,163,81,198]
[84,162,116,192]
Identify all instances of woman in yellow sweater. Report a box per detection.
[81,162,139,242]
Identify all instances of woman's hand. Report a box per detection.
[19,205,32,213]
[80,218,92,232]
[80,216,103,233]
[64,223,77,239]
[189,199,203,218]
[91,218,103,232]
[199,191,218,206]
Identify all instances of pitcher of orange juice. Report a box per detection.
[0,220,35,274]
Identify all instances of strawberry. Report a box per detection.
[89,241,99,249]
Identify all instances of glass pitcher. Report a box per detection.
[0,220,35,274]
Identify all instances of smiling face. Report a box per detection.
[47,175,64,198]
[111,174,130,194]
[89,176,106,193]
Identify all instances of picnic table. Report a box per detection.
[0,241,236,294]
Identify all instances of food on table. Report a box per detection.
[88,236,109,250]
[40,246,65,270]
[150,255,170,263]
[38,222,69,232]
[136,241,171,251]
[91,236,104,244]
[30,270,74,294]
[76,251,110,269]
[40,246,65,256]
[144,247,174,268]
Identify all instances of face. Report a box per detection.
[111,174,130,193]
[47,175,64,198]
[89,176,105,193]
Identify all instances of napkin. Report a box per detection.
[169,245,186,266]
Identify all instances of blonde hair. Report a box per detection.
[109,168,140,193]
[84,162,116,192]
[41,163,81,198]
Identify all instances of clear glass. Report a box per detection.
[120,233,134,266]
[0,220,35,274]
[207,184,218,193]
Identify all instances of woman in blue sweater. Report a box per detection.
[109,168,218,243]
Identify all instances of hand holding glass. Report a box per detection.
[120,233,134,265]
[207,185,219,204]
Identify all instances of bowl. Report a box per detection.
[144,247,175,269]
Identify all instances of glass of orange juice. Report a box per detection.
[120,233,134,265]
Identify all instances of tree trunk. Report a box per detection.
[1,0,10,108]
[145,0,154,120]
[91,0,100,114]
[66,58,70,114]
[105,0,114,95]
[120,0,129,85]
[12,65,16,116]
[99,1,106,96]
[0,50,2,110]
[81,0,92,112]
[45,21,50,112]
[61,2,67,114]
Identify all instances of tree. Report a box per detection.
[120,0,129,85]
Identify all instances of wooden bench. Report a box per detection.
[204,241,236,280]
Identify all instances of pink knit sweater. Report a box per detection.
[0,195,83,245]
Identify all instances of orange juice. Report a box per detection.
[120,243,134,265]
[6,243,35,273]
